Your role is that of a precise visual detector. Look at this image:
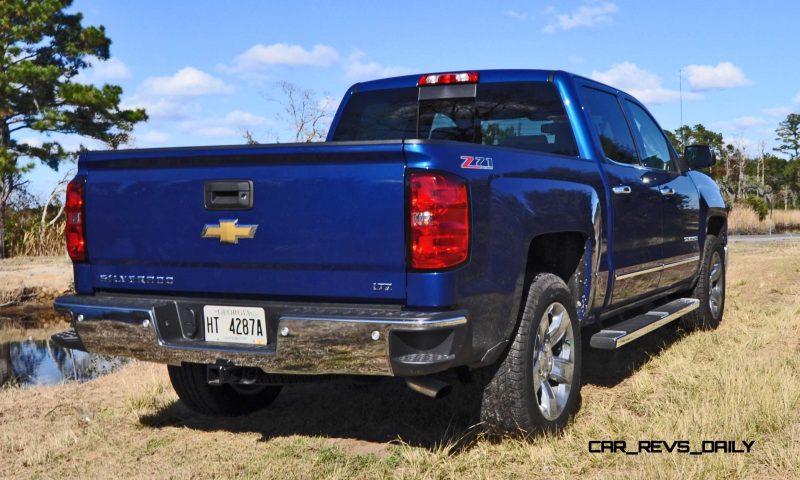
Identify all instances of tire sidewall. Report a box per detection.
[695,235,726,328]
[521,275,582,431]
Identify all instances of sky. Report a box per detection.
[21,0,800,199]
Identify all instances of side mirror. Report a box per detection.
[685,145,715,170]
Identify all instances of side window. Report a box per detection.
[624,101,676,172]
[581,87,639,165]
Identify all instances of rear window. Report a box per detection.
[332,82,578,157]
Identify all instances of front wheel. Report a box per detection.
[680,234,726,331]
[168,363,282,416]
[480,273,582,434]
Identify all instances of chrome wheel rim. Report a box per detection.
[533,302,574,421]
[708,251,724,319]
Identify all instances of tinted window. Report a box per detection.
[332,82,579,157]
[624,101,676,172]
[419,83,578,156]
[331,89,417,141]
[581,87,639,165]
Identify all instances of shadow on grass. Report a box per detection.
[140,373,485,451]
[140,324,687,449]
[582,322,687,388]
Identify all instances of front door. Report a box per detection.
[579,86,664,306]
[621,98,701,288]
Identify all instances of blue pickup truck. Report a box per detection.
[53,69,727,434]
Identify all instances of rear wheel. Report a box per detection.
[680,234,726,331]
[168,363,282,416]
[480,273,582,434]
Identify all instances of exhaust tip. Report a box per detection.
[405,376,452,399]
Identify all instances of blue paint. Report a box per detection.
[72,69,726,367]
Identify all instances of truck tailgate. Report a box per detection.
[80,142,407,301]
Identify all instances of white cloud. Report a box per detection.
[714,116,765,131]
[544,2,618,33]
[223,110,272,128]
[228,43,339,72]
[344,51,411,81]
[74,57,131,83]
[92,58,132,80]
[138,131,170,145]
[794,91,800,104]
[504,10,529,20]
[731,116,764,127]
[178,110,273,139]
[194,126,240,138]
[142,67,234,96]
[683,62,751,91]
[120,96,191,120]
[763,106,792,117]
[591,62,702,104]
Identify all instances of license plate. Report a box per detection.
[203,305,267,346]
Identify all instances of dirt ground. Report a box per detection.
[0,255,73,342]
[0,255,72,300]
[1,243,799,479]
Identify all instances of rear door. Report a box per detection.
[82,142,407,301]
[621,99,701,287]
[579,86,664,306]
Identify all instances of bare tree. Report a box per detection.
[242,129,259,145]
[40,168,76,236]
[241,82,334,145]
[277,81,333,142]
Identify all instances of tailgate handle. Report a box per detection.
[204,180,253,210]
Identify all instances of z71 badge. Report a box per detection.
[460,155,493,170]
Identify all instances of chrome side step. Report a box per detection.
[590,298,700,350]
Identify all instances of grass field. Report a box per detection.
[728,206,800,235]
[1,242,799,479]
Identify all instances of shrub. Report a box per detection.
[745,196,769,221]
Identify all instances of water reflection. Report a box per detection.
[0,339,126,387]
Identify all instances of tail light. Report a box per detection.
[417,71,479,86]
[65,176,87,262]
[409,171,469,269]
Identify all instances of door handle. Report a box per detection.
[612,186,631,195]
[660,186,676,196]
[204,180,254,210]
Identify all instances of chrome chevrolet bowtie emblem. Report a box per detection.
[201,219,258,244]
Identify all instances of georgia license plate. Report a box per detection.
[203,305,267,346]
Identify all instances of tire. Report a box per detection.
[480,273,582,435]
[167,363,282,416]
[680,234,726,331]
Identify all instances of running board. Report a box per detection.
[590,298,700,350]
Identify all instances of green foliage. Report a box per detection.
[669,123,725,155]
[745,196,769,221]
[774,113,800,160]
[0,0,147,256]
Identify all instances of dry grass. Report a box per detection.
[771,209,800,233]
[7,220,66,257]
[2,242,800,479]
[728,205,800,235]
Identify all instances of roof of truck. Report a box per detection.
[350,68,622,97]
[352,69,554,92]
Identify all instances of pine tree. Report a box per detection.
[0,0,147,257]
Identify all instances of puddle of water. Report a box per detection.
[0,339,127,388]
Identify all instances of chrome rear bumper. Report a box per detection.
[54,294,468,376]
